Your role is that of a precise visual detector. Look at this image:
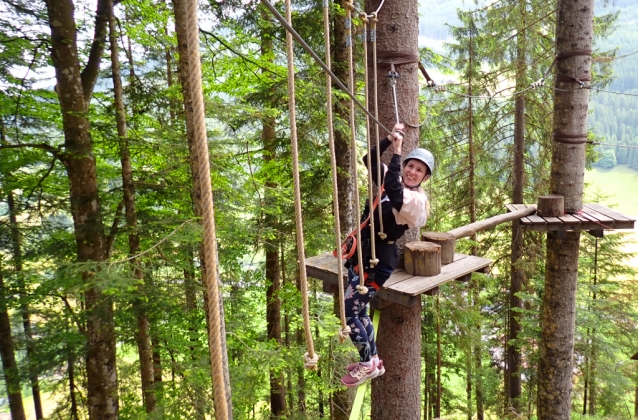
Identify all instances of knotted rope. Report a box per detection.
[184,0,229,415]
[370,13,386,241]
[284,0,319,368]
[361,13,379,269]
[322,0,350,342]
[345,0,367,295]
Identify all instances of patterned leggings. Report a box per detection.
[344,262,394,362]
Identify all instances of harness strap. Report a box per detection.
[334,184,385,260]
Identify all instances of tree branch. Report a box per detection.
[26,157,59,202]
[0,142,63,159]
[81,0,110,108]
[106,200,125,257]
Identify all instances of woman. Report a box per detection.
[340,123,434,387]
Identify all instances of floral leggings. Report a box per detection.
[344,262,394,362]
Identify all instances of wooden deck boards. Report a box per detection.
[305,252,491,306]
[505,203,635,232]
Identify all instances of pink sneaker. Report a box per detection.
[341,362,378,387]
[347,359,385,376]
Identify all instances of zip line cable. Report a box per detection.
[591,142,638,150]
[259,0,392,135]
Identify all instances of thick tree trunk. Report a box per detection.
[0,266,27,420]
[363,0,421,416]
[261,17,286,415]
[44,0,118,417]
[508,18,527,411]
[538,0,594,417]
[8,192,43,419]
[107,4,156,412]
[333,0,355,235]
[172,0,233,416]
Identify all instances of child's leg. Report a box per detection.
[361,262,394,358]
[344,267,375,362]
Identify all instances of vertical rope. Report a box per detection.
[183,0,229,416]
[370,13,386,240]
[322,0,350,342]
[284,0,319,369]
[360,13,378,268]
[345,1,368,295]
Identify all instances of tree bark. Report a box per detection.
[508,11,527,410]
[538,0,594,417]
[261,12,286,416]
[107,3,156,412]
[43,0,119,417]
[8,192,43,419]
[0,265,27,420]
[172,0,233,415]
[333,0,355,235]
[364,0,421,415]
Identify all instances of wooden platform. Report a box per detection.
[506,203,636,234]
[306,252,491,307]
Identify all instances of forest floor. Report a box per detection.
[585,164,638,270]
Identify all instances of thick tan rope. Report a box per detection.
[183,0,229,416]
[323,0,350,343]
[284,0,319,369]
[370,13,386,240]
[345,1,367,296]
[360,13,378,269]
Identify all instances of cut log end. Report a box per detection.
[404,241,441,276]
[537,195,564,217]
[421,231,456,265]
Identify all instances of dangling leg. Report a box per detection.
[341,266,380,387]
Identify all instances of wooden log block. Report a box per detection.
[421,232,456,265]
[537,195,564,217]
[404,242,441,276]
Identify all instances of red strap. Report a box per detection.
[334,184,385,260]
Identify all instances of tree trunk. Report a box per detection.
[43,0,118,417]
[364,0,421,415]
[260,13,286,417]
[172,0,233,416]
[333,0,355,235]
[8,192,43,419]
[0,264,27,420]
[538,0,594,417]
[69,353,79,420]
[508,11,527,410]
[107,4,156,412]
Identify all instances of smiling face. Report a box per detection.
[402,159,430,188]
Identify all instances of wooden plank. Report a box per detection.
[374,288,419,307]
[584,203,635,222]
[519,216,533,225]
[526,214,547,225]
[390,255,491,295]
[541,215,564,226]
[579,208,615,225]
[505,204,517,213]
[382,269,414,288]
[511,204,529,210]
[557,214,582,231]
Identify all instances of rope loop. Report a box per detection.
[338,325,352,342]
[369,258,379,267]
[370,11,378,22]
[303,352,320,370]
[356,284,369,295]
[360,11,368,23]
[378,231,387,240]
[345,0,355,11]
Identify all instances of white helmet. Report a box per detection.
[404,148,434,176]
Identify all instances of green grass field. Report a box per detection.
[585,164,638,269]
[585,164,638,217]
